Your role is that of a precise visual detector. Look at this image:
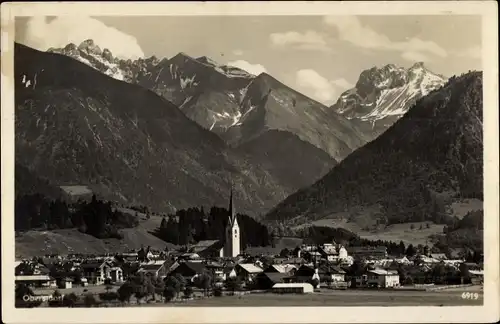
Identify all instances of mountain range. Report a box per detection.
[48,40,369,162]
[331,62,447,139]
[15,43,339,216]
[16,39,481,234]
[266,71,483,227]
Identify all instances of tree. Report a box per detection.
[63,293,78,308]
[279,248,290,258]
[48,290,64,307]
[184,286,193,299]
[84,293,97,307]
[165,274,186,299]
[154,277,165,302]
[213,286,223,297]
[15,284,42,308]
[310,278,320,289]
[224,277,242,295]
[146,276,156,301]
[134,289,146,304]
[194,272,213,297]
[99,291,118,305]
[398,241,406,256]
[405,244,416,257]
[163,287,176,302]
[117,282,134,304]
[459,263,470,284]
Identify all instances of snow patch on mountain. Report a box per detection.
[180,74,196,89]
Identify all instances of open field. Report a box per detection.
[30,285,483,307]
[296,218,444,246]
[449,199,483,218]
[290,198,482,246]
[15,213,177,258]
[165,286,484,307]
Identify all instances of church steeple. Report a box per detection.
[228,186,236,225]
[222,182,240,258]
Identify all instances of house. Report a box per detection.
[190,240,224,259]
[168,261,208,282]
[15,261,50,276]
[469,270,484,285]
[347,246,388,259]
[272,282,314,294]
[284,257,306,266]
[223,265,237,281]
[109,267,124,283]
[179,253,201,261]
[15,275,56,288]
[430,253,447,261]
[323,265,346,282]
[303,251,322,263]
[234,263,264,282]
[394,256,412,265]
[264,264,297,275]
[293,265,316,283]
[254,272,288,290]
[205,261,226,279]
[364,269,400,288]
[318,244,338,262]
[80,261,112,285]
[138,260,173,280]
[293,264,346,286]
[58,277,73,289]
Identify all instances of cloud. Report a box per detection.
[20,16,144,60]
[232,49,244,56]
[269,30,332,52]
[331,78,353,90]
[452,46,481,59]
[295,69,352,105]
[227,60,267,76]
[401,51,431,63]
[323,16,447,60]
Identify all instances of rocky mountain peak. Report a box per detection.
[196,56,219,67]
[331,62,447,140]
[410,61,425,69]
[78,39,102,56]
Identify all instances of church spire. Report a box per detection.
[228,183,236,225]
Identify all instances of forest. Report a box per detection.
[15,194,138,239]
[152,206,271,249]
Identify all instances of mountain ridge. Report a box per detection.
[15,42,337,216]
[266,71,483,227]
[47,39,369,161]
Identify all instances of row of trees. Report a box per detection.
[15,194,139,239]
[154,206,271,248]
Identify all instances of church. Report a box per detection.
[182,188,242,259]
[219,188,241,258]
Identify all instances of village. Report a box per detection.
[15,193,484,308]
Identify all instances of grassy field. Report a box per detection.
[31,285,483,307]
[291,198,483,246]
[166,286,484,307]
[15,212,176,258]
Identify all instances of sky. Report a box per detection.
[15,15,482,105]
